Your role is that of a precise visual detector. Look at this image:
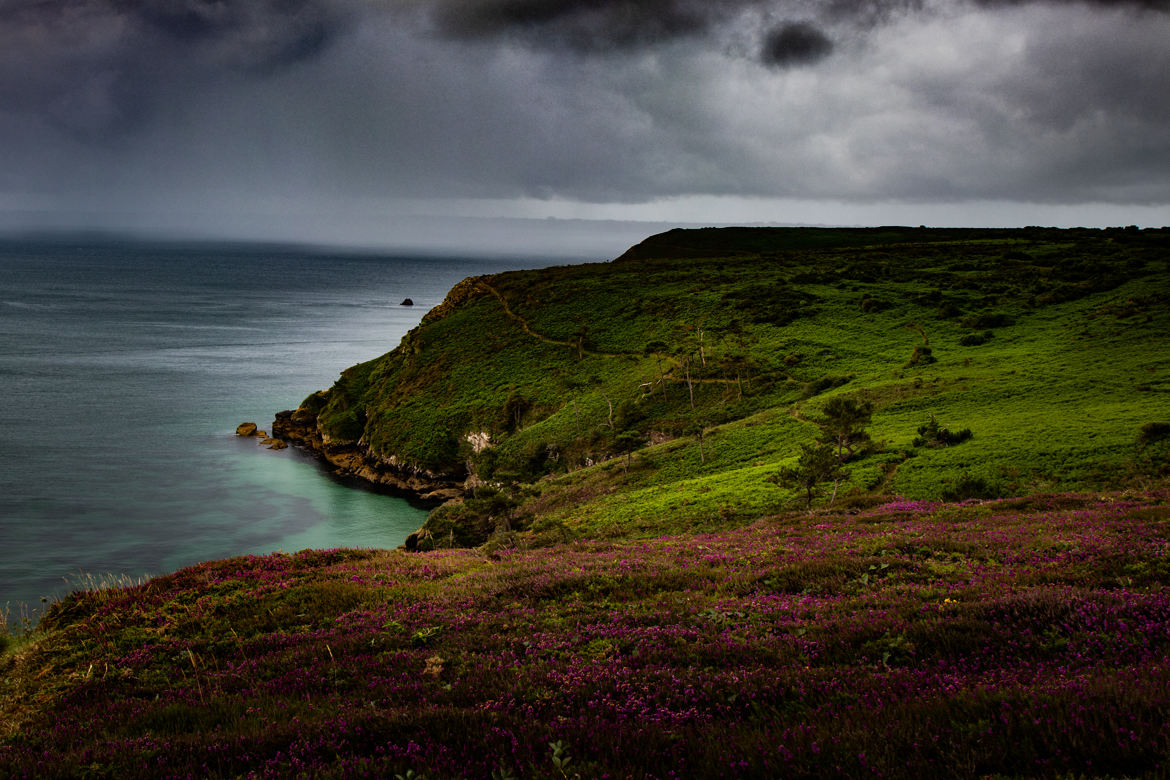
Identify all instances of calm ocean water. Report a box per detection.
[0,240,559,615]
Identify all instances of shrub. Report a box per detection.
[958,330,994,347]
[1137,422,1170,450]
[941,472,1002,501]
[324,406,366,441]
[906,345,936,366]
[914,415,973,448]
[801,374,853,398]
[502,393,532,433]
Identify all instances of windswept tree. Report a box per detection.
[914,414,973,448]
[644,340,670,399]
[612,430,647,473]
[770,442,846,508]
[818,397,874,461]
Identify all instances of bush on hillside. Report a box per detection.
[960,312,1013,329]
[941,472,1003,501]
[914,415,973,448]
[906,345,936,366]
[1137,422,1170,450]
[959,331,994,347]
[801,374,852,398]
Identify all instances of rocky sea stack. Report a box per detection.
[234,422,260,437]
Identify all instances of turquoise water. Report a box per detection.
[0,240,557,613]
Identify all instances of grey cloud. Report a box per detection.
[128,0,341,71]
[420,0,1168,56]
[821,0,927,27]
[0,0,346,140]
[0,0,1168,243]
[761,22,834,67]
[426,0,759,51]
[973,0,1169,10]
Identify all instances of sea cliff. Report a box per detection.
[266,225,1170,550]
[271,406,465,503]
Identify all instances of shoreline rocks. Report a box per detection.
[270,408,464,503]
[237,422,280,446]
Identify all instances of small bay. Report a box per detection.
[0,240,557,613]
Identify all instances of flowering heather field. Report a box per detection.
[2,492,1169,779]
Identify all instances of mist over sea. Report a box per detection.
[0,240,560,614]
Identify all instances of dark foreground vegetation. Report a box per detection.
[3,226,1170,777]
[3,493,1169,778]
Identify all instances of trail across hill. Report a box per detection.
[477,279,737,388]
[477,279,629,359]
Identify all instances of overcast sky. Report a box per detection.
[1,0,1167,255]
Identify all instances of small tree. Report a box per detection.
[502,392,531,433]
[684,421,708,464]
[818,397,873,461]
[771,443,846,508]
[612,430,647,473]
[644,341,670,399]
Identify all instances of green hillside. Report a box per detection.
[293,226,1170,546]
[5,226,1170,779]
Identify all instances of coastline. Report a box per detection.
[271,407,466,506]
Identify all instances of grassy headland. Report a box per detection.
[282,225,1170,546]
[3,226,1170,778]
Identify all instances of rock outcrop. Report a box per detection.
[235,422,259,437]
[271,408,464,500]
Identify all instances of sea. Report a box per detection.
[0,239,563,617]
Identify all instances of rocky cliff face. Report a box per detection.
[272,407,465,503]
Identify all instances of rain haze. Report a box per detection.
[1,0,1168,255]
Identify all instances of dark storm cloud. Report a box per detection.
[0,0,345,140]
[0,0,1168,242]
[761,22,835,68]
[420,0,1169,48]
[427,0,759,51]
[129,0,339,70]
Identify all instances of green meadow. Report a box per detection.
[307,226,1170,545]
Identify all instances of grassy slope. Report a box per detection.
[3,226,1170,778]
[312,226,1170,544]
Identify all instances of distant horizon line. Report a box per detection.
[1,219,1164,263]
